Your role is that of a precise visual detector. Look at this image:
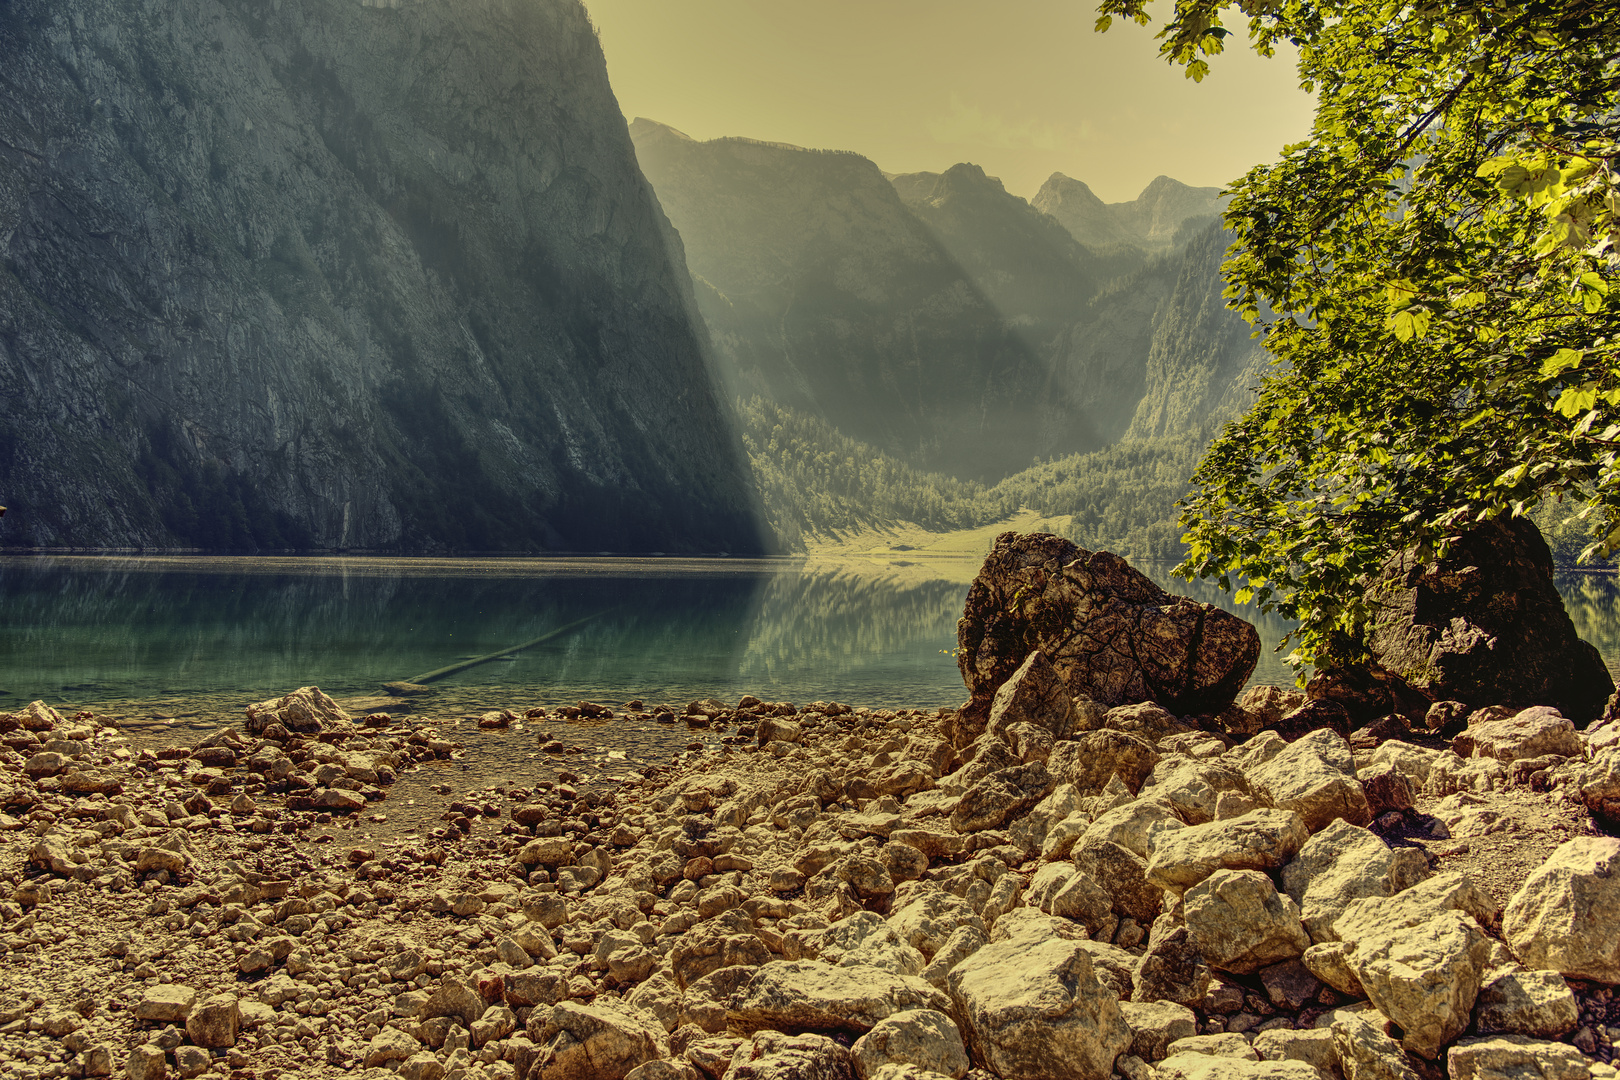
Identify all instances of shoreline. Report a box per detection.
[1,681,1616,1080]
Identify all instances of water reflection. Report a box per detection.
[5,554,1611,714]
[1555,572,1620,679]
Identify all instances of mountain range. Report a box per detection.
[630,119,1259,481]
[0,0,1261,553]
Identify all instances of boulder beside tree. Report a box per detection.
[1363,518,1613,726]
[955,532,1260,728]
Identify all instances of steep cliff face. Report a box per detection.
[1121,221,1267,441]
[630,121,1096,481]
[1045,220,1264,446]
[0,0,766,552]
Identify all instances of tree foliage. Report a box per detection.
[992,437,1207,563]
[1098,0,1620,668]
[737,398,1015,549]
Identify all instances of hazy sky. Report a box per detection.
[583,1,1316,204]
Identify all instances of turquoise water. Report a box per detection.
[1,554,1612,713]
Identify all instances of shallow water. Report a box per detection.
[2,555,1614,717]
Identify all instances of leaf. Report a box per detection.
[1387,307,1431,342]
[1541,349,1585,379]
[1095,14,1113,33]
[1496,463,1530,487]
[1555,386,1600,418]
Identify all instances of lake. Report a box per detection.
[3,554,1617,716]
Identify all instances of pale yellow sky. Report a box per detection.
[582,0,1315,204]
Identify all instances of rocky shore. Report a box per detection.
[4,534,1620,1080]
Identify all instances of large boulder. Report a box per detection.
[956,532,1260,722]
[1331,1009,1422,1080]
[730,1031,855,1080]
[1364,518,1613,725]
[1132,926,1212,1008]
[1047,731,1160,795]
[1184,869,1310,975]
[1449,1035,1614,1080]
[1452,707,1582,764]
[1502,837,1620,983]
[850,1009,969,1080]
[1075,838,1163,926]
[1280,820,1430,942]
[1246,729,1371,833]
[1331,872,1499,945]
[1349,912,1492,1059]
[984,650,1078,742]
[948,934,1132,1080]
[1139,758,1250,826]
[1475,968,1579,1038]
[950,762,1054,833]
[728,961,950,1036]
[1157,1056,1321,1080]
[1145,810,1310,893]
[1081,799,1186,860]
[532,1000,668,1080]
[1118,1001,1198,1062]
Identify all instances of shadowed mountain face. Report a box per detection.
[0,0,766,553]
[1122,222,1267,441]
[629,120,1097,482]
[632,119,1258,483]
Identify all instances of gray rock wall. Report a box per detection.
[0,0,766,552]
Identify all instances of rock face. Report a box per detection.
[1365,519,1613,724]
[0,0,765,554]
[956,533,1260,720]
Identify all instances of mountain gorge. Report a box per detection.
[633,119,1265,554]
[627,120,1094,482]
[0,0,764,553]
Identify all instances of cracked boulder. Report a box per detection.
[955,532,1260,723]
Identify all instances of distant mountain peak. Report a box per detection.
[1037,173,1104,205]
[1138,174,1203,198]
[1032,171,1140,253]
[628,117,695,143]
[940,161,1001,188]
[1108,175,1225,250]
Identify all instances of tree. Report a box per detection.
[1096,0,1620,670]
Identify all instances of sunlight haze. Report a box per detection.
[583,0,1315,202]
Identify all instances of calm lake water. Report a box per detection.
[2,554,1616,714]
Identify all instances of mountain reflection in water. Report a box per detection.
[3,554,1614,713]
